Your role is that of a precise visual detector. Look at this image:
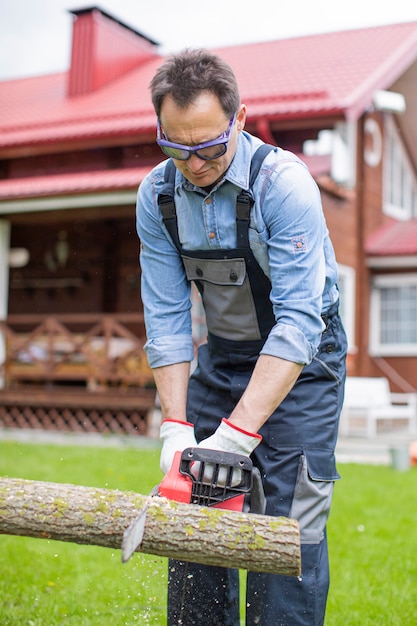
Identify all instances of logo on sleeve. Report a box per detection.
[292,235,307,252]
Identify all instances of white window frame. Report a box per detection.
[337,263,355,351]
[383,116,417,220]
[370,273,417,356]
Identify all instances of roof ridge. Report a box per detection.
[213,20,417,52]
[342,24,417,118]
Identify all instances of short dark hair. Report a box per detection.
[150,49,240,118]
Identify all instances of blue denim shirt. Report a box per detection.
[136,131,339,369]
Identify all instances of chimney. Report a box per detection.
[68,6,159,97]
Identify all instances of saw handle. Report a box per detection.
[181,448,265,513]
[180,447,253,486]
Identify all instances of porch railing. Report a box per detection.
[0,313,155,391]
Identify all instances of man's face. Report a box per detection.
[158,92,246,188]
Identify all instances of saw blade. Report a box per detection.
[121,486,158,563]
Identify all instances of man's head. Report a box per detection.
[150,49,246,188]
[150,48,240,119]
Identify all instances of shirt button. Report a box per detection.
[229,270,238,282]
[325,345,334,353]
[196,267,203,277]
[205,198,211,205]
[209,232,216,239]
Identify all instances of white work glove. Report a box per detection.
[195,418,262,485]
[159,418,197,474]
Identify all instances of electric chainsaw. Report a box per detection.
[122,447,265,562]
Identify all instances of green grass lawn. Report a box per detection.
[1,439,416,625]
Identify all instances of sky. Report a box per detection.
[1,0,417,81]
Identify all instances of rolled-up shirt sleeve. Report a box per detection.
[144,334,194,369]
[261,323,315,365]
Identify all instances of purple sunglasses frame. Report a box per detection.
[156,112,237,161]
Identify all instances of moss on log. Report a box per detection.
[0,477,300,576]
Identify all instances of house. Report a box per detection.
[0,6,417,435]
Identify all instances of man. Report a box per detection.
[136,48,347,626]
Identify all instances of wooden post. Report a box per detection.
[0,477,301,576]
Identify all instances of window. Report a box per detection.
[337,264,355,351]
[370,274,417,356]
[384,116,417,220]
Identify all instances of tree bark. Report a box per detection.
[0,477,301,576]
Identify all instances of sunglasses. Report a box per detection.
[156,112,237,161]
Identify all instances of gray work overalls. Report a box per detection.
[159,147,347,626]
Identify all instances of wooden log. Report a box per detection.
[0,477,301,576]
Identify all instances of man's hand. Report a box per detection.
[160,419,197,474]
[195,419,262,485]
[198,418,262,455]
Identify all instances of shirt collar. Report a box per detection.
[223,131,254,190]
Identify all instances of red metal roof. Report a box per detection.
[366,219,417,256]
[1,21,417,151]
[0,166,151,200]
[0,67,160,151]
[223,22,417,121]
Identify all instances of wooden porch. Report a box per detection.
[0,314,157,436]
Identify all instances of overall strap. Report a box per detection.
[158,159,182,250]
[236,144,275,247]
